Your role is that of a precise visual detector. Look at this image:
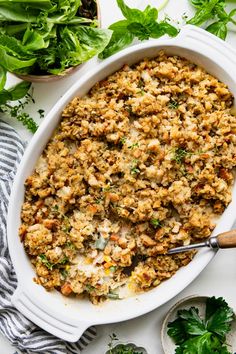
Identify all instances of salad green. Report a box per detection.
[0,0,111,75]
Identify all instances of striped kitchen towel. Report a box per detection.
[0,120,96,354]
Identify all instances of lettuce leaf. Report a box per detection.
[45,26,112,74]
[0,0,110,74]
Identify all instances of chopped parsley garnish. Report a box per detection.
[62,225,71,233]
[168,99,179,109]
[85,284,95,293]
[120,136,127,145]
[60,269,68,279]
[38,254,54,270]
[150,218,162,228]
[130,159,140,175]
[39,254,69,270]
[131,167,140,175]
[103,184,115,192]
[65,242,76,250]
[52,204,59,213]
[59,256,69,265]
[128,142,139,149]
[167,296,235,354]
[172,148,189,164]
[139,90,145,96]
[95,196,104,204]
[62,215,71,233]
[137,78,145,88]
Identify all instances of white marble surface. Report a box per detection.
[1,1,236,353]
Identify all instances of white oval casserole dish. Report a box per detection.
[7,25,236,342]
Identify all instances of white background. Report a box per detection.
[1,1,236,353]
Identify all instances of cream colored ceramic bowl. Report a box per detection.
[7,25,236,342]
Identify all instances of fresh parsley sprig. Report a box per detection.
[99,0,178,59]
[172,148,190,164]
[167,296,235,354]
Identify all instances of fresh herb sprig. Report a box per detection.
[0,65,40,132]
[107,333,145,354]
[150,218,162,228]
[38,253,69,270]
[167,296,235,354]
[188,0,236,40]
[130,159,140,175]
[38,254,54,270]
[168,99,179,109]
[172,148,190,164]
[99,0,178,59]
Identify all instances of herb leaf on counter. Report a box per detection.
[0,68,41,133]
[188,0,236,40]
[0,76,30,105]
[188,0,221,26]
[99,0,178,59]
[167,296,235,354]
[7,81,32,101]
[205,21,227,39]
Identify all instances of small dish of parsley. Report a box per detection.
[161,295,236,354]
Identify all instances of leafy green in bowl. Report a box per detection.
[0,0,111,81]
[162,295,236,354]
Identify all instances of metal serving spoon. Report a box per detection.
[168,230,236,254]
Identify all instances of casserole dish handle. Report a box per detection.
[12,287,90,342]
[176,24,236,69]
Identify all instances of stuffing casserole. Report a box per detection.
[20,52,236,304]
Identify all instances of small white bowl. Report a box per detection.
[161,295,236,354]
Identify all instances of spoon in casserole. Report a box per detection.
[168,229,236,254]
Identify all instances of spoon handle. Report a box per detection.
[217,230,236,248]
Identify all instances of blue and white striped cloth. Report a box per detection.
[0,120,96,354]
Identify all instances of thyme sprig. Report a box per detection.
[0,67,44,133]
